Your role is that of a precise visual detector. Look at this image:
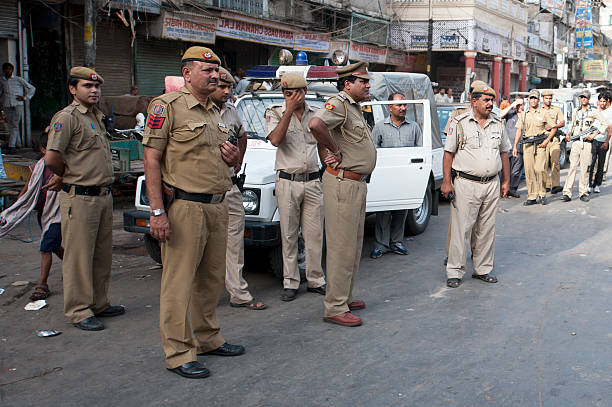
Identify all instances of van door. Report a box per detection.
[363,99,433,212]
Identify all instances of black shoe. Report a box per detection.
[580,194,590,202]
[307,285,326,295]
[202,342,245,357]
[561,195,571,202]
[281,288,298,301]
[168,361,210,379]
[545,187,551,192]
[507,190,520,198]
[96,305,125,317]
[539,197,548,205]
[523,199,537,206]
[551,186,563,194]
[73,316,104,331]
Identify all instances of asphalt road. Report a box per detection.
[1,174,612,407]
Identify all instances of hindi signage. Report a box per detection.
[348,42,387,64]
[161,12,216,44]
[385,49,405,66]
[440,34,459,49]
[217,17,294,47]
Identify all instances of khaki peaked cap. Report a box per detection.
[336,62,372,80]
[182,46,221,65]
[280,72,307,89]
[471,82,496,98]
[70,67,104,84]
[219,67,236,85]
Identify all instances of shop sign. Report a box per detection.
[582,59,608,81]
[385,49,405,66]
[348,42,387,64]
[217,18,294,47]
[111,0,161,14]
[161,12,216,44]
[410,34,428,48]
[294,33,330,53]
[440,34,459,49]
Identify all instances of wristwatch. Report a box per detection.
[151,208,165,217]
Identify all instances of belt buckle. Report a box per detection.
[210,194,224,204]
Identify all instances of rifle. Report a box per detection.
[570,126,598,142]
[522,134,548,155]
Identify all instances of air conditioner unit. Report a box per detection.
[529,55,538,64]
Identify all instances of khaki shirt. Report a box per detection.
[445,109,510,177]
[218,102,245,177]
[569,106,595,136]
[515,107,551,138]
[47,101,114,186]
[443,106,469,135]
[542,105,563,129]
[312,91,377,175]
[142,87,232,194]
[265,102,319,173]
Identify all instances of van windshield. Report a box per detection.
[236,96,326,140]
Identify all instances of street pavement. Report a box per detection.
[1,173,612,407]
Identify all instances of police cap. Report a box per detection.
[182,46,221,65]
[541,89,554,97]
[471,82,496,98]
[70,67,104,84]
[280,72,307,89]
[528,89,540,99]
[578,89,590,98]
[218,67,236,85]
[336,61,372,80]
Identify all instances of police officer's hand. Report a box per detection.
[220,141,240,166]
[285,90,305,113]
[42,174,63,192]
[512,146,518,157]
[565,134,570,143]
[500,181,509,198]
[538,140,548,149]
[323,149,342,169]
[151,213,171,243]
[441,181,454,199]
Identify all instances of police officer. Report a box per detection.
[441,83,510,288]
[266,73,326,302]
[209,67,266,310]
[561,90,595,202]
[513,89,555,206]
[442,81,486,265]
[540,89,565,194]
[44,67,124,331]
[309,62,377,327]
[143,47,244,379]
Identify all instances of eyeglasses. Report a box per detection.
[529,96,538,99]
[580,96,588,99]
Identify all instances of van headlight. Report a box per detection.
[242,189,260,215]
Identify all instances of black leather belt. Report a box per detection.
[231,176,238,185]
[175,188,225,204]
[456,171,496,183]
[278,170,319,182]
[62,184,112,196]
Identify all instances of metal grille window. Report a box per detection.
[335,13,389,46]
[215,0,263,15]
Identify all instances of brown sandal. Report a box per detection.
[29,284,50,301]
[230,299,267,310]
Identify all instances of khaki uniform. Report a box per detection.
[218,102,252,304]
[313,91,377,317]
[265,102,326,290]
[542,105,564,189]
[46,101,114,323]
[443,106,476,256]
[516,107,552,200]
[143,87,232,369]
[445,110,510,279]
[563,107,595,198]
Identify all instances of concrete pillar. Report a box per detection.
[519,61,528,92]
[492,56,502,101]
[464,50,476,73]
[503,58,513,98]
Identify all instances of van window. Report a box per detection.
[372,102,423,148]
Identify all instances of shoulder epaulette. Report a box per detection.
[455,111,470,121]
[336,93,347,101]
[157,91,182,105]
[62,104,77,114]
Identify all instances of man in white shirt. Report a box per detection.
[446,88,454,103]
[0,62,36,154]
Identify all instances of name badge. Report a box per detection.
[91,123,96,130]
[218,122,226,128]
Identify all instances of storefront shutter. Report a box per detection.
[134,37,183,97]
[0,0,18,39]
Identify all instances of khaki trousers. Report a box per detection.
[562,141,592,198]
[523,143,548,200]
[543,138,561,188]
[446,207,476,256]
[276,175,325,290]
[224,185,252,304]
[160,199,228,369]
[59,191,112,323]
[322,170,367,317]
[446,176,500,279]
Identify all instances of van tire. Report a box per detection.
[144,233,162,265]
[405,183,432,235]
